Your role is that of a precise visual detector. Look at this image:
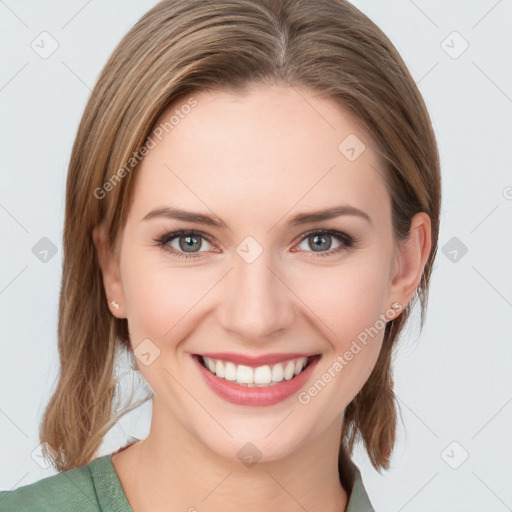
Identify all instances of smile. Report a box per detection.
[198,355,316,387]
[192,353,322,407]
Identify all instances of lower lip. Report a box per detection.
[192,354,321,407]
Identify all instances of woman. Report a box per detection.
[0,0,440,510]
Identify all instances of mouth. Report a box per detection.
[193,353,321,388]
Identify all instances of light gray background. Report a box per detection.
[1,1,511,510]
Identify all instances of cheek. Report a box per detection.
[293,258,391,341]
[120,249,210,344]
[290,258,390,395]
[120,250,215,392]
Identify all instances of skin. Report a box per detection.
[93,84,431,512]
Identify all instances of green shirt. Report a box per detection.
[0,452,375,511]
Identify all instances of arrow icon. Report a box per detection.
[338,134,365,161]
[442,236,467,263]
[134,338,161,366]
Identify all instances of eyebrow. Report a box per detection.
[142,205,372,228]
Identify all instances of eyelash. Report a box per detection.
[153,229,357,261]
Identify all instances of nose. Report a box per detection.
[216,248,296,342]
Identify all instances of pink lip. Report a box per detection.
[192,354,321,407]
[196,352,318,367]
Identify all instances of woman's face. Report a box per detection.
[96,84,428,462]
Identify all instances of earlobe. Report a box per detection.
[388,212,432,310]
[92,224,127,318]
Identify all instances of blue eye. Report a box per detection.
[154,229,356,260]
[293,230,355,258]
[154,230,214,260]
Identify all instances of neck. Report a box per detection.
[112,399,350,512]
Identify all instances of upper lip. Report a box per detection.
[195,352,319,367]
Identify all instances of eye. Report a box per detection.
[154,229,357,260]
[292,229,356,258]
[154,230,215,260]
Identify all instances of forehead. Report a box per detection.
[129,85,390,228]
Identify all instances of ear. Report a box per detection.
[92,223,127,318]
[387,212,432,310]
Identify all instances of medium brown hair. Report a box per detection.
[40,0,441,472]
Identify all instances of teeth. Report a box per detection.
[224,361,237,381]
[205,358,216,373]
[236,364,253,384]
[283,360,295,380]
[201,356,311,387]
[215,359,225,378]
[271,362,284,382]
[254,365,272,384]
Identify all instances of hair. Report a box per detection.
[40,0,441,472]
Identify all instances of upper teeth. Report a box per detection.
[202,356,310,387]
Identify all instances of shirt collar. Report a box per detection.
[338,450,375,511]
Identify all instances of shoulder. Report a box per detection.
[0,456,109,512]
